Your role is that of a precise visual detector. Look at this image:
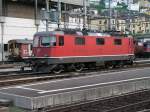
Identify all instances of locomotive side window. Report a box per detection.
[41,36,56,47]
[75,37,85,45]
[114,39,122,45]
[59,36,64,46]
[96,38,105,45]
[41,37,51,47]
[30,44,33,50]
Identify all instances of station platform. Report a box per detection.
[0,68,150,110]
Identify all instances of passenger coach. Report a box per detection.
[25,30,135,73]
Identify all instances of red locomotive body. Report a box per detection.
[27,30,135,73]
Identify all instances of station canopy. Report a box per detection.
[50,0,89,6]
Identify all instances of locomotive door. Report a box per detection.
[129,38,134,54]
[74,36,85,57]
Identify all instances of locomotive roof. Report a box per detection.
[34,30,110,37]
[34,29,129,37]
[8,39,33,44]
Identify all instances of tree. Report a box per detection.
[90,0,106,13]
[115,2,128,12]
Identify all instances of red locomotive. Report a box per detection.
[25,29,135,73]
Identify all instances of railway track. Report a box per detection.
[0,60,150,87]
[44,90,150,112]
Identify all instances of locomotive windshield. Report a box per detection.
[41,36,56,47]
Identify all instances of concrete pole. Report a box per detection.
[1,23,4,63]
[83,0,87,29]
[34,0,40,32]
[64,3,67,29]
[108,0,111,30]
[0,0,2,16]
[58,0,61,28]
[127,0,131,32]
[46,0,49,31]
[0,0,4,63]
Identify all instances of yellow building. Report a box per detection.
[90,17,126,32]
[129,16,150,34]
[90,17,108,31]
[139,0,150,15]
[90,14,150,35]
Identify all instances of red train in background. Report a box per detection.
[134,37,150,58]
[25,29,135,73]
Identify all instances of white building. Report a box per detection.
[0,0,84,61]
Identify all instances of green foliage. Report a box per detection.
[115,2,128,12]
[90,0,106,13]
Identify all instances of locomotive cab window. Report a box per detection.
[59,36,64,46]
[114,39,122,45]
[75,37,85,45]
[41,36,56,47]
[96,38,105,45]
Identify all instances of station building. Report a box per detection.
[0,0,86,61]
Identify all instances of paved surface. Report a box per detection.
[0,67,150,98]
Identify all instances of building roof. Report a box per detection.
[9,0,88,6]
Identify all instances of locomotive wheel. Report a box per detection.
[73,63,85,72]
[119,61,124,68]
[105,62,114,69]
[31,65,38,72]
[52,65,64,74]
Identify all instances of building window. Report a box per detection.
[75,37,85,45]
[99,21,101,24]
[59,36,64,46]
[146,30,149,33]
[114,39,122,45]
[96,38,105,45]
[104,20,107,24]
